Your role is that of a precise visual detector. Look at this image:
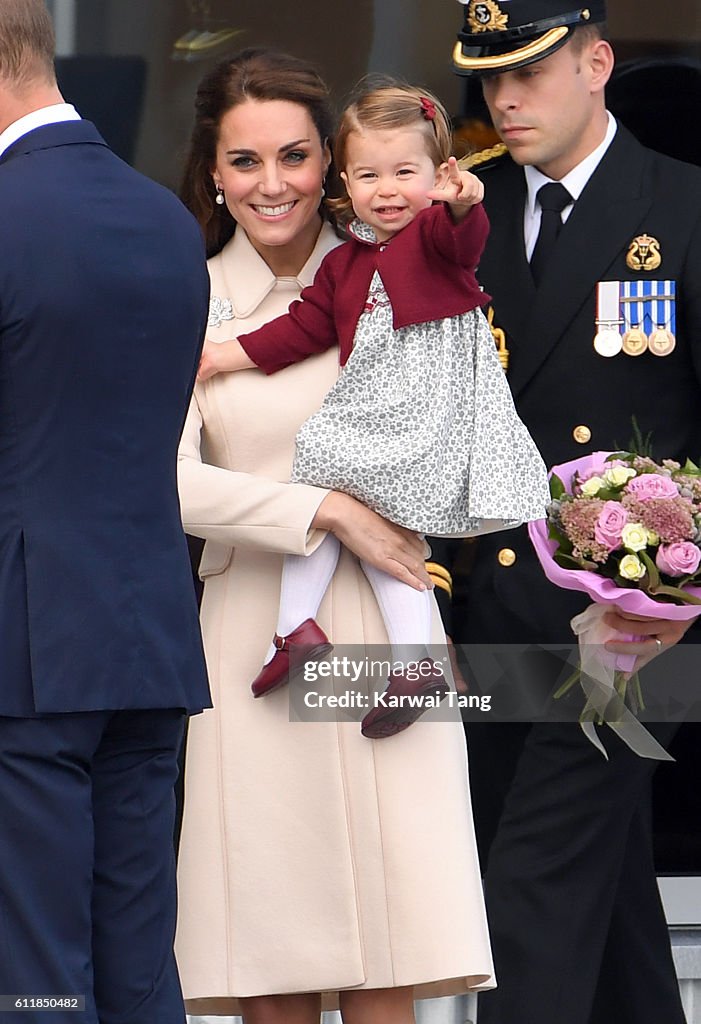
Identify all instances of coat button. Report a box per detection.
[573,424,592,444]
[497,547,517,567]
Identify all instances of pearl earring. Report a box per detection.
[215,185,225,206]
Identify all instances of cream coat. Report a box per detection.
[175,223,494,1015]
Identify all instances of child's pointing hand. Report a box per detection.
[427,156,484,219]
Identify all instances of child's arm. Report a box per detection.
[238,253,340,376]
[197,339,255,382]
[427,156,485,223]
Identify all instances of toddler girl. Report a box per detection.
[198,80,549,737]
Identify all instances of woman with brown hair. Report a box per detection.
[175,49,494,1024]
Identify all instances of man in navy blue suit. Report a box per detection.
[0,2,211,1021]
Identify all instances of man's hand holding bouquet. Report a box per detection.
[528,450,701,760]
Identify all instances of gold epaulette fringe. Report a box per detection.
[458,142,508,171]
[425,561,453,598]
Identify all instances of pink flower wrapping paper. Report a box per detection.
[527,451,701,619]
[527,451,701,760]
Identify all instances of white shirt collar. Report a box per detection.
[0,103,81,159]
[525,111,618,217]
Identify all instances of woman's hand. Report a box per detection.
[313,491,432,592]
[603,607,696,672]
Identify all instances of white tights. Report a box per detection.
[264,533,432,664]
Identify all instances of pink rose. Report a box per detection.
[594,501,629,551]
[625,474,679,500]
[656,542,701,578]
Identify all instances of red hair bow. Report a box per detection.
[420,97,436,122]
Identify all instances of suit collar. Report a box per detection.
[0,119,107,165]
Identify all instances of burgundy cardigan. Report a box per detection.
[238,201,490,373]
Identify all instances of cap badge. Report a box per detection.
[626,234,662,272]
[467,0,509,33]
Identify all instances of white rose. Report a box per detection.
[604,466,637,487]
[621,523,648,552]
[619,554,646,580]
[581,476,605,496]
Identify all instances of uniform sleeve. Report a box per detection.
[238,256,339,375]
[177,389,331,556]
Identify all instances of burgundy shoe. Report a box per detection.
[251,618,332,698]
[360,658,450,739]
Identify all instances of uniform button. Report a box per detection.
[573,424,592,444]
[497,547,517,567]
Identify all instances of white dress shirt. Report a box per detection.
[524,111,618,259]
[0,102,80,159]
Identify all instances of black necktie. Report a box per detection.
[530,182,572,286]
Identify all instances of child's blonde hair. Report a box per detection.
[329,77,453,226]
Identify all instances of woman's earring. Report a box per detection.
[215,185,225,206]
[320,177,327,200]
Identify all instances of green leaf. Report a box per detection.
[547,522,572,550]
[549,473,566,500]
[627,415,654,458]
[640,550,660,589]
[682,458,701,477]
[615,574,642,590]
[553,552,584,570]
[646,582,701,605]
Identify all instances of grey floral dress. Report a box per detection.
[291,219,549,537]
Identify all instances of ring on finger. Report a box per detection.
[654,637,663,652]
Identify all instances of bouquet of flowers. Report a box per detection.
[528,450,701,760]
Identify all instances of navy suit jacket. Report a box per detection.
[0,119,211,715]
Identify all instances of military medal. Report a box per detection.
[649,327,676,356]
[622,326,648,356]
[594,328,623,357]
[594,282,623,357]
[626,234,662,272]
[621,281,648,355]
[648,280,677,356]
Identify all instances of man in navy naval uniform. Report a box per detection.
[430,2,701,1023]
[0,2,211,1021]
